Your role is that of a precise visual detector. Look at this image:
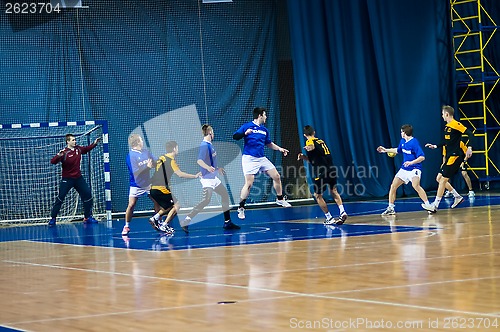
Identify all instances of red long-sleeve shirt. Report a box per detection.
[50,143,97,178]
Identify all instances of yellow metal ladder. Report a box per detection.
[450,0,500,189]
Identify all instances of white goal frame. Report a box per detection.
[0,120,112,224]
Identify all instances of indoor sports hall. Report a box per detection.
[1,0,499,331]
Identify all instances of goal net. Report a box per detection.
[0,121,111,225]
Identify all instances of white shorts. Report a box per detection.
[129,185,151,197]
[200,177,222,189]
[395,169,422,184]
[242,155,276,175]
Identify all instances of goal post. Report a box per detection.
[0,120,112,225]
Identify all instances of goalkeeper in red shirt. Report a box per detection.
[49,133,100,226]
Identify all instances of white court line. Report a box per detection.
[110,226,271,242]
[4,258,500,326]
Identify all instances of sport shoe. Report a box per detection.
[381,207,395,216]
[84,216,98,224]
[223,221,241,230]
[468,190,475,198]
[276,199,292,208]
[335,212,348,225]
[451,196,464,208]
[421,202,437,213]
[158,223,175,234]
[444,190,453,198]
[324,215,335,225]
[48,218,56,226]
[149,216,160,231]
[121,226,130,235]
[237,207,245,219]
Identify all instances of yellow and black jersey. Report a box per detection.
[305,137,335,178]
[440,119,472,157]
[151,154,179,194]
[442,141,467,157]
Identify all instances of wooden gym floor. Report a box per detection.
[1,194,499,331]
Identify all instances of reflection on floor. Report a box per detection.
[0,194,498,251]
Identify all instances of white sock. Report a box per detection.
[451,189,461,198]
[325,212,332,219]
[339,204,345,214]
[125,222,130,227]
[434,197,442,208]
[153,213,161,220]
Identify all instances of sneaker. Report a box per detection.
[149,216,160,231]
[444,190,453,198]
[451,196,464,208]
[121,226,130,236]
[237,207,245,219]
[381,206,395,216]
[276,199,292,208]
[468,190,475,198]
[48,218,56,226]
[428,206,438,214]
[324,215,335,225]
[335,212,348,225]
[84,216,98,224]
[223,221,241,230]
[421,202,437,213]
[158,223,175,234]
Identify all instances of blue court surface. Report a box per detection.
[1,194,499,251]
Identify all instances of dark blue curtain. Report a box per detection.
[288,0,453,197]
[0,0,280,211]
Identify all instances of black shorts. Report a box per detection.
[150,189,175,210]
[312,176,338,195]
[440,155,464,179]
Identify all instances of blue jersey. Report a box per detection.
[233,121,272,157]
[198,140,218,179]
[126,149,155,188]
[397,137,425,171]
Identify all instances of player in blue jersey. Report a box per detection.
[182,124,240,232]
[122,134,159,236]
[233,107,291,219]
[377,124,434,215]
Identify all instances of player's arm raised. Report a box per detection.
[376,146,397,154]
